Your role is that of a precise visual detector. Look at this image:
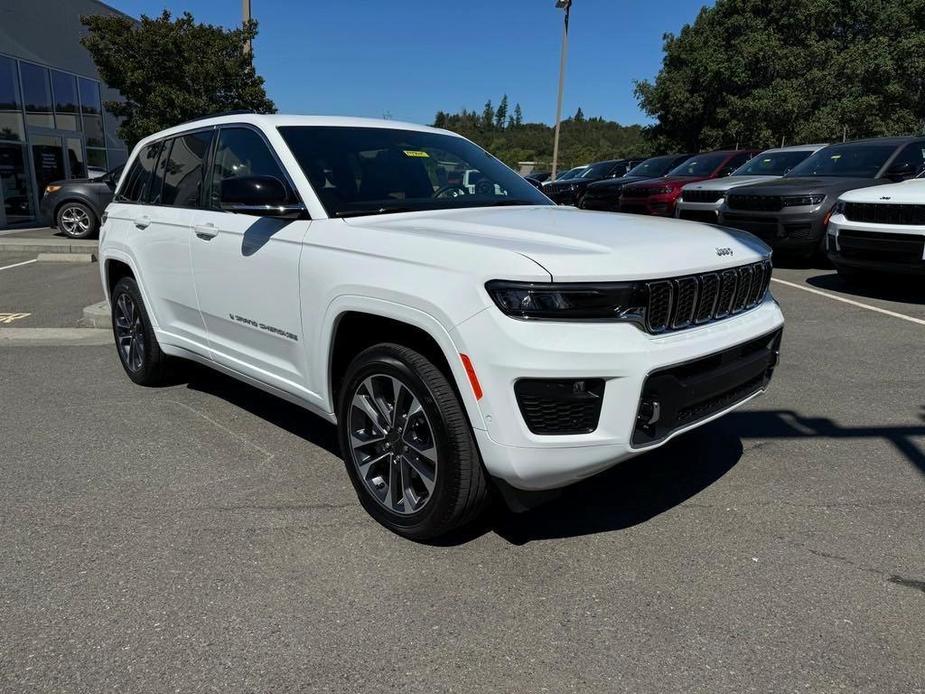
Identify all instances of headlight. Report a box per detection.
[45,185,62,194]
[485,280,646,321]
[831,200,846,217]
[782,193,825,207]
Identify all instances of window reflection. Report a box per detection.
[51,71,80,131]
[0,142,34,222]
[20,62,54,129]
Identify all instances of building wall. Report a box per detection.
[0,0,132,227]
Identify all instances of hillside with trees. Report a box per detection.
[433,97,651,171]
[636,0,925,152]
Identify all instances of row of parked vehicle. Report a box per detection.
[538,137,925,280]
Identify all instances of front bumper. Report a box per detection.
[620,193,678,217]
[720,206,826,252]
[676,200,722,223]
[546,188,580,206]
[580,192,620,211]
[827,216,925,275]
[453,297,785,490]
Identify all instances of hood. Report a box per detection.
[840,178,925,204]
[684,175,779,192]
[342,205,770,282]
[624,175,709,191]
[731,176,886,196]
[586,175,652,192]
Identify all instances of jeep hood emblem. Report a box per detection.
[715,247,733,257]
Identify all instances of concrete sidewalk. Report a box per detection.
[0,228,98,255]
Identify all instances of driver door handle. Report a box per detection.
[133,215,151,229]
[193,223,218,240]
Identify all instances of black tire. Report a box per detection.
[56,201,98,239]
[337,343,489,541]
[110,276,172,386]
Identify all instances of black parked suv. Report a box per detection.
[39,165,123,239]
[544,157,645,206]
[720,137,925,257]
[579,153,695,211]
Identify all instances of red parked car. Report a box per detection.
[619,149,759,217]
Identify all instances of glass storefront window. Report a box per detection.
[66,137,85,178]
[83,114,104,147]
[0,56,21,110]
[87,148,107,170]
[51,70,80,131]
[78,78,102,115]
[20,62,55,129]
[0,142,35,223]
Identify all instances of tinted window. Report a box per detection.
[734,150,815,176]
[578,161,618,178]
[148,138,171,204]
[118,142,161,202]
[279,126,550,217]
[888,142,925,174]
[78,78,101,114]
[0,56,21,110]
[626,155,691,178]
[787,144,897,178]
[161,131,213,207]
[20,62,51,112]
[210,127,294,208]
[668,152,729,177]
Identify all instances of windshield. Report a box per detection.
[626,155,687,178]
[733,150,815,176]
[786,144,896,178]
[556,167,586,181]
[667,152,728,177]
[578,161,616,179]
[279,126,551,217]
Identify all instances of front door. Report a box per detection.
[30,134,66,194]
[189,125,309,394]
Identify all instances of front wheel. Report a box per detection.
[337,344,489,540]
[57,202,98,239]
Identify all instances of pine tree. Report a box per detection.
[495,94,509,129]
[574,107,585,122]
[482,100,495,129]
[513,103,524,127]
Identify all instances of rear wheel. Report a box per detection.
[110,277,172,386]
[57,202,98,239]
[337,343,489,540]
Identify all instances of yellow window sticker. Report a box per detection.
[403,150,430,158]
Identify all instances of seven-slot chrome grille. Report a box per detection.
[844,202,925,225]
[643,260,772,333]
[681,189,725,204]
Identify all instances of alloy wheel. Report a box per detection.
[348,374,438,515]
[60,206,91,236]
[114,293,145,372]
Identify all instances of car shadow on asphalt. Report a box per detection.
[806,272,925,305]
[484,408,925,546]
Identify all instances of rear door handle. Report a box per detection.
[133,215,151,229]
[193,223,218,240]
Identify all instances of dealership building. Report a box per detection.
[0,0,131,228]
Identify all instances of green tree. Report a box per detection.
[573,107,585,122]
[495,94,509,129]
[481,100,495,129]
[512,103,524,127]
[635,0,925,151]
[80,10,276,148]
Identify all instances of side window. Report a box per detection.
[148,138,171,205]
[720,151,751,176]
[161,130,214,207]
[209,127,294,208]
[117,142,160,202]
[889,143,925,174]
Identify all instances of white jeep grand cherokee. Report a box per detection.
[99,114,784,540]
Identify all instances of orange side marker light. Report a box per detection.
[459,353,483,400]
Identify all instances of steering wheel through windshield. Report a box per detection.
[432,185,468,199]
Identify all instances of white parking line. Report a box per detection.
[771,277,925,327]
[0,258,37,272]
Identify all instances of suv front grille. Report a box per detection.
[844,202,925,225]
[643,260,772,334]
[681,189,724,203]
[726,194,783,212]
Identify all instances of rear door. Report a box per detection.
[130,131,212,352]
[189,125,310,394]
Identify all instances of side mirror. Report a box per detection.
[219,175,304,217]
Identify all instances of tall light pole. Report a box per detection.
[242,0,252,54]
[551,0,572,180]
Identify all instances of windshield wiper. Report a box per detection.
[483,199,539,207]
[335,207,417,218]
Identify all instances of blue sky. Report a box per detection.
[109,0,711,126]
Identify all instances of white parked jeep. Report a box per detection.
[99,114,784,539]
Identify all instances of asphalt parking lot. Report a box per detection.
[0,245,923,692]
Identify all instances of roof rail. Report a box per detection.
[176,109,257,127]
